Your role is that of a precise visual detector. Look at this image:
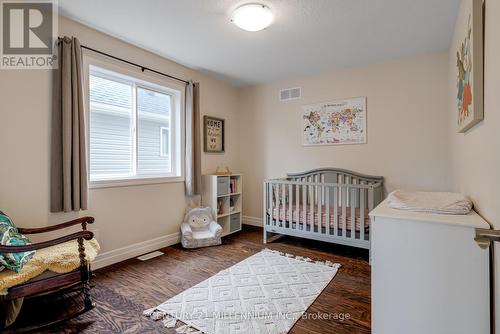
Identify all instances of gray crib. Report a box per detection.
[263,168,384,250]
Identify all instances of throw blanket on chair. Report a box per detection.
[388,190,473,215]
[0,238,100,293]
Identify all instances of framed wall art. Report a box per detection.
[454,0,483,133]
[203,116,225,153]
[303,96,367,146]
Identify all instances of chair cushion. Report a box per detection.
[191,229,217,239]
[0,213,35,273]
[0,238,100,292]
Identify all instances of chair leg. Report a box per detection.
[83,279,94,309]
[78,238,95,310]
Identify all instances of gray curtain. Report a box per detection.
[185,81,201,196]
[50,36,88,212]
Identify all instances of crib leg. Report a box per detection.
[264,230,284,244]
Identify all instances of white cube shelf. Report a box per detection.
[202,174,242,237]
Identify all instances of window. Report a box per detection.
[160,127,169,157]
[86,63,182,186]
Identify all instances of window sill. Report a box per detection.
[89,176,184,189]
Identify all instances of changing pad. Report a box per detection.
[387,190,473,215]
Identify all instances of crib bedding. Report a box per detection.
[268,204,369,232]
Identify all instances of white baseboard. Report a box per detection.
[92,232,181,270]
[243,215,262,227]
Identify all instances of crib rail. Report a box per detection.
[263,168,384,249]
[264,178,382,189]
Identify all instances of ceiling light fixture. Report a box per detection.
[231,3,274,32]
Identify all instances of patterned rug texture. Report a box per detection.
[143,249,340,334]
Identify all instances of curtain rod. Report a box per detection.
[57,37,189,85]
[77,43,190,85]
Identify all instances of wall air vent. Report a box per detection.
[279,87,301,102]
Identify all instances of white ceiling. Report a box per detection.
[58,0,460,86]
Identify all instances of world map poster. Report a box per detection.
[302,97,366,146]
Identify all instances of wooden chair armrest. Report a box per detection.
[0,230,94,253]
[17,216,95,235]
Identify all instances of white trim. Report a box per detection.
[90,175,184,189]
[242,215,262,227]
[83,52,185,188]
[92,232,181,270]
[89,64,182,96]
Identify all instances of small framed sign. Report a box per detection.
[203,116,225,153]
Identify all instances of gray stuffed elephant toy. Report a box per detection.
[180,207,222,248]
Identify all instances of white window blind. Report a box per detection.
[88,65,180,183]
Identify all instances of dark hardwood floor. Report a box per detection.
[9,225,371,334]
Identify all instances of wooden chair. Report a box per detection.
[0,217,95,331]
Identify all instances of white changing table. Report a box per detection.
[370,199,490,334]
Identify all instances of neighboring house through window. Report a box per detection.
[84,57,183,187]
[160,127,170,157]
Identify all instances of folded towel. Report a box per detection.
[388,190,472,215]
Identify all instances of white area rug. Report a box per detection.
[144,249,341,334]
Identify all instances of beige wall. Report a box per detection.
[239,52,452,219]
[449,0,500,230]
[0,17,240,254]
[449,0,500,329]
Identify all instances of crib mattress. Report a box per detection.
[268,204,369,232]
